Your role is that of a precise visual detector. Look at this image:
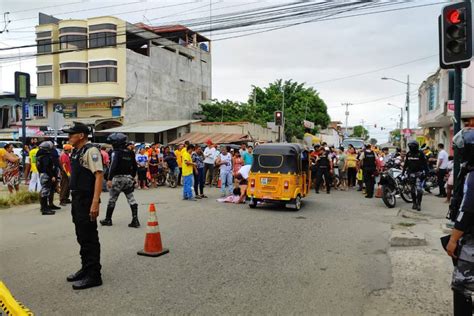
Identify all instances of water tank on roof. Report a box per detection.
[199,43,208,52]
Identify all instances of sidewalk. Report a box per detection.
[364,193,454,315]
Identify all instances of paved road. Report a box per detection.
[0,187,395,315]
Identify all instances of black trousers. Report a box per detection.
[316,168,331,193]
[347,167,357,187]
[363,169,376,197]
[204,163,214,185]
[438,168,447,196]
[71,191,101,278]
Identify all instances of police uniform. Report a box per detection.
[361,149,377,198]
[403,148,428,210]
[36,142,57,215]
[315,151,331,194]
[100,147,139,227]
[66,124,104,289]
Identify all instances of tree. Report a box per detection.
[197,79,331,140]
[351,125,369,141]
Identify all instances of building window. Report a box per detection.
[89,32,116,48]
[60,62,88,84]
[37,39,52,53]
[24,105,30,119]
[60,35,87,50]
[428,83,438,111]
[37,65,53,86]
[89,60,117,83]
[33,104,45,117]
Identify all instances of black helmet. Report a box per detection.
[453,128,474,165]
[106,133,128,149]
[407,140,419,153]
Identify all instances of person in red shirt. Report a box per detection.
[59,144,72,205]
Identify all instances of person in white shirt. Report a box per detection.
[215,146,233,196]
[203,140,217,186]
[436,143,449,198]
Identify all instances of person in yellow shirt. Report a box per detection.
[28,144,42,192]
[182,144,196,201]
[175,144,184,185]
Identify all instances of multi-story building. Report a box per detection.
[34,13,211,142]
[418,67,474,152]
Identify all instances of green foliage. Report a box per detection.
[197,79,331,140]
[0,191,40,209]
[369,138,378,145]
[351,125,369,140]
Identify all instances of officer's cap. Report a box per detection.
[63,122,90,135]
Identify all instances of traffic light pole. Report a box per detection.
[453,65,462,187]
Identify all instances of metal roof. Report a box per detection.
[168,132,250,145]
[98,120,200,134]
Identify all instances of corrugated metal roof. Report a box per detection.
[169,132,250,145]
[98,120,200,134]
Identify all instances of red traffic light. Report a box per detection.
[276,112,281,117]
[447,9,463,24]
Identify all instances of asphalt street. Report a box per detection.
[0,186,397,315]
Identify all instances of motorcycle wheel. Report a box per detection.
[168,176,177,188]
[382,185,396,208]
[400,185,413,203]
[157,175,166,186]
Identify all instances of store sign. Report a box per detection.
[447,100,454,112]
[402,128,412,137]
[303,120,315,129]
[83,101,110,111]
[54,103,77,118]
[18,127,44,137]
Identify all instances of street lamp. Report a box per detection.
[381,76,410,130]
[387,103,404,130]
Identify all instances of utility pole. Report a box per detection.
[453,65,462,188]
[281,87,285,142]
[342,102,351,136]
[360,119,366,140]
[406,74,410,130]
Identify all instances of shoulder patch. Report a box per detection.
[92,153,99,162]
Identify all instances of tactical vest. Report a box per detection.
[364,151,376,169]
[111,149,135,177]
[318,155,330,168]
[70,144,96,192]
[448,166,474,221]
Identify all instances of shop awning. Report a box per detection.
[11,117,122,128]
[169,132,250,145]
[97,120,200,134]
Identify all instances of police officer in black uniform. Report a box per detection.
[100,133,139,227]
[403,140,429,211]
[63,122,104,290]
[445,128,474,316]
[315,147,332,194]
[360,144,377,198]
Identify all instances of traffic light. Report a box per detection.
[275,111,283,126]
[440,2,472,66]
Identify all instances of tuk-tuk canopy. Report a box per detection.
[252,143,304,156]
[252,143,307,174]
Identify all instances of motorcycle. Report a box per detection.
[379,160,413,208]
[423,169,438,194]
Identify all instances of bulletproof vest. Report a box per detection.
[70,144,96,192]
[36,149,51,174]
[318,155,330,168]
[448,167,474,221]
[405,151,424,172]
[111,149,135,176]
[364,151,376,169]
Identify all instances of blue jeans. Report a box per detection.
[194,167,205,196]
[220,170,233,195]
[183,175,194,199]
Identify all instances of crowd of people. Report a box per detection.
[308,140,453,210]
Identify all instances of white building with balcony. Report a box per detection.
[418,67,474,152]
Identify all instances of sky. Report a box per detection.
[0,0,447,143]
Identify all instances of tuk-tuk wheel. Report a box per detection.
[294,195,302,211]
[249,199,257,209]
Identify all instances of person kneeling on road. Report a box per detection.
[100,133,140,228]
[234,164,251,203]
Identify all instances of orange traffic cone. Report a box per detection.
[217,179,222,188]
[375,185,383,198]
[137,204,169,257]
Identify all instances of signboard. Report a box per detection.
[111,99,122,108]
[54,103,77,118]
[83,101,110,110]
[14,72,30,102]
[402,128,412,137]
[447,100,454,112]
[303,120,315,129]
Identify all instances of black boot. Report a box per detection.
[49,192,61,210]
[41,196,55,215]
[128,204,140,228]
[100,206,114,226]
[417,194,422,212]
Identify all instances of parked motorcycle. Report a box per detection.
[379,161,413,208]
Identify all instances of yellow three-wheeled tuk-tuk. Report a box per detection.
[247,143,311,210]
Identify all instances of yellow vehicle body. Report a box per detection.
[246,143,310,210]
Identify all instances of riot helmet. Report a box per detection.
[39,141,53,150]
[453,128,474,165]
[407,140,419,153]
[107,133,128,149]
